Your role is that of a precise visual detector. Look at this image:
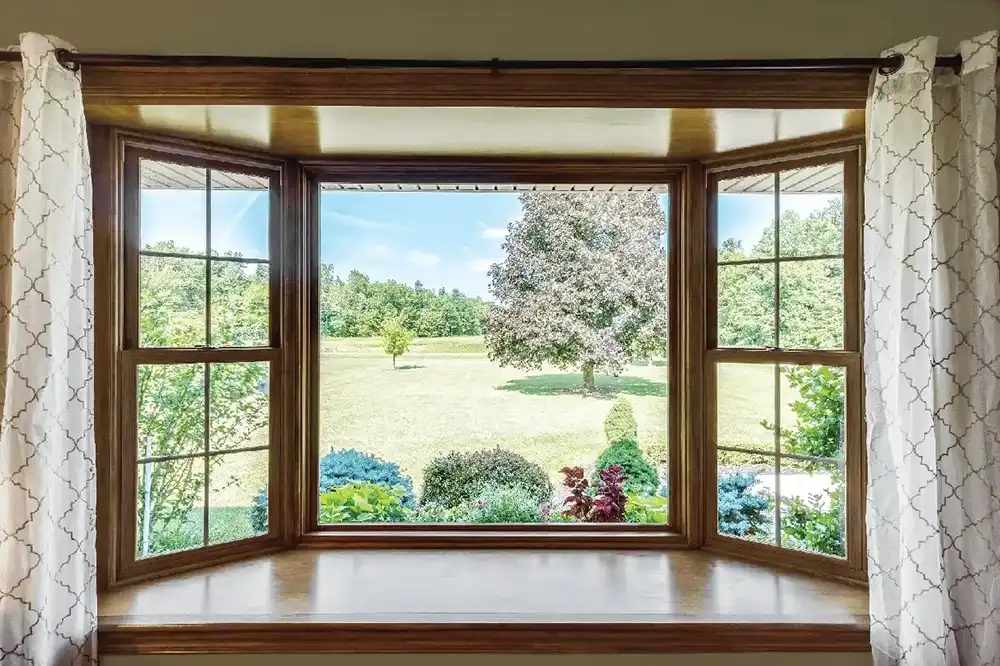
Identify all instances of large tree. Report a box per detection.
[485,192,668,390]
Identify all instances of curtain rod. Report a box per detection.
[0,49,966,74]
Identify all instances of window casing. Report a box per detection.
[96,131,863,586]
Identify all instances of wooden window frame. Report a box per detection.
[95,128,302,587]
[93,122,866,586]
[298,158,693,548]
[700,137,866,583]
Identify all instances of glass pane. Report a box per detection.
[317,187,671,524]
[139,255,206,347]
[718,262,775,348]
[211,170,270,260]
[137,363,205,459]
[136,457,205,558]
[139,159,206,254]
[716,362,777,454]
[717,173,775,261]
[208,449,270,544]
[779,459,846,558]
[209,362,270,452]
[778,258,843,349]
[779,164,844,258]
[779,364,845,461]
[210,260,269,346]
[717,450,775,545]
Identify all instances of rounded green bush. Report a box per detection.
[421,448,553,509]
[465,485,544,524]
[593,438,658,494]
[603,397,638,444]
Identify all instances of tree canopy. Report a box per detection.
[320,267,487,339]
[484,192,668,389]
[718,198,843,349]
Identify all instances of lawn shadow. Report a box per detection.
[628,359,668,367]
[497,373,666,398]
[395,364,426,371]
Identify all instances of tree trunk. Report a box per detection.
[392,354,397,369]
[582,362,595,390]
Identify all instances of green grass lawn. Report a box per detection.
[314,336,788,496]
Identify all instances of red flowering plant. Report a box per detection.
[560,466,594,520]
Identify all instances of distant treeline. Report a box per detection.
[320,266,489,338]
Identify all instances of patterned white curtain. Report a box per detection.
[0,34,96,666]
[865,32,1000,666]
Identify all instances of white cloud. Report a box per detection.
[467,257,500,272]
[477,220,507,240]
[325,211,396,230]
[406,250,440,267]
[368,244,393,259]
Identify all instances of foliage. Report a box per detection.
[464,485,546,524]
[250,490,269,534]
[136,241,269,556]
[718,200,843,348]
[421,448,552,509]
[320,266,488,338]
[412,501,469,523]
[380,316,414,368]
[560,466,594,520]
[319,448,416,508]
[593,438,658,494]
[603,397,638,444]
[625,493,668,524]
[717,472,772,538]
[560,464,627,523]
[484,192,668,389]
[782,485,845,557]
[764,366,844,464]
[318,483,412,523]
[590,466,628,522]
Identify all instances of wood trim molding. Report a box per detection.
[98,621,871,654]
[81,67,869,108]
[303,157,688,184]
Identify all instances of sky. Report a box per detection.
[141,188,838,300]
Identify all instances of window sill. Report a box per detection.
[98,549,869,654]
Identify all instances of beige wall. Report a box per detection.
[104,655,873,666]
[2,0,999,59]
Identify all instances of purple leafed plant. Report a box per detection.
[590,465,628,522]
[560,466,594,520]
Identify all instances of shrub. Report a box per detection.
[591,465,628,522]
[603,397,638,444]
[421,448,552,508]
[413,501,469,523]
[593,438,658,494]
[625,493,668,524]
[560,466,594,520]
[319,482,412,523]
[320,448,416,508]
[717,472,772,537]
[250,490,269,533]
[465,485,545,524]
[782,482,845,557]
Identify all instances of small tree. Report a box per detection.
[380,316,414,369]
[485,192,668,390]
[603,397,638,444]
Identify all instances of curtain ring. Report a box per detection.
[877,53,904,76]
[55,48,81,72]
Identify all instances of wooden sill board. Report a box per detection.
[99,549,869,654]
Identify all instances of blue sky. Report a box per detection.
[142,189,837,299]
